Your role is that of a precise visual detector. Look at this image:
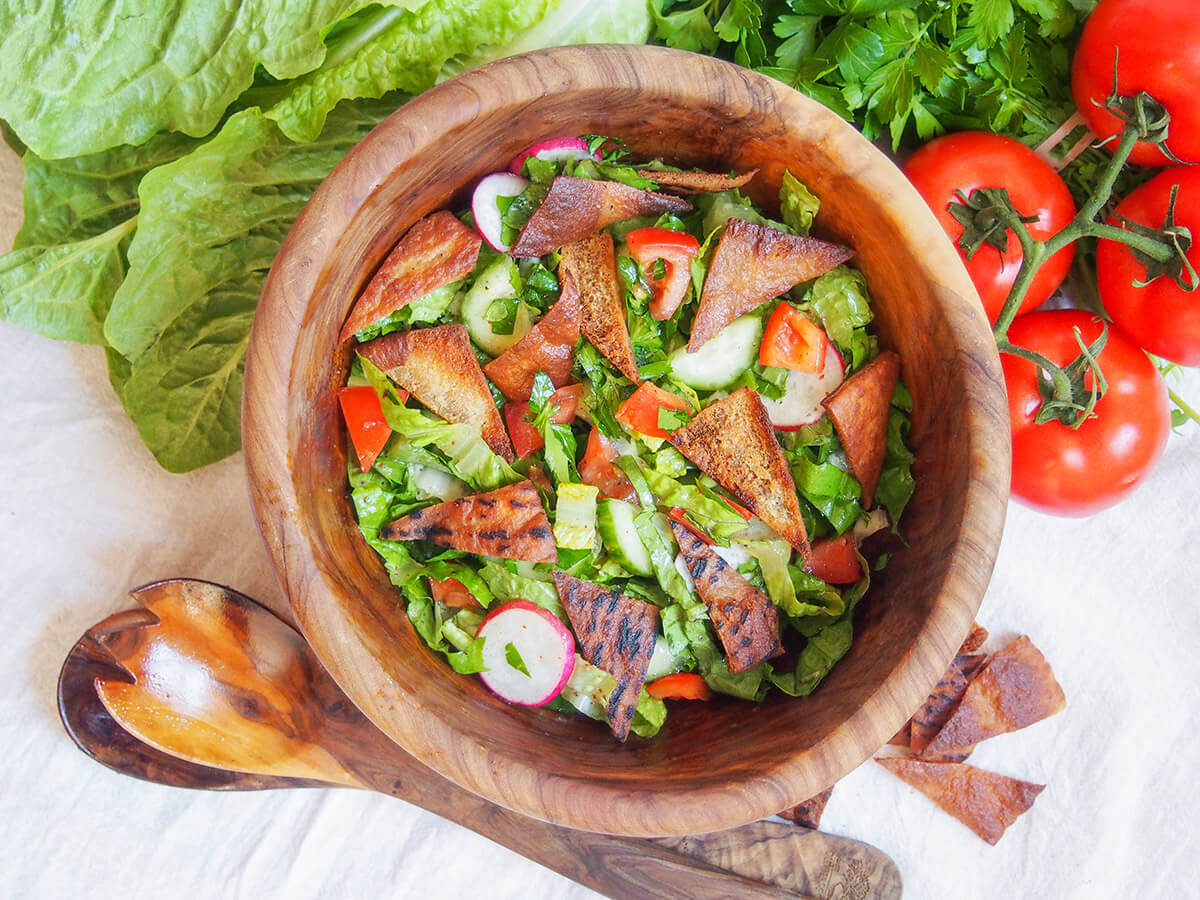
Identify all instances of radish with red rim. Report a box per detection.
[761,344,845,430]
[477,600,576,706]
[508,136,599,174]
[472,172,530,252]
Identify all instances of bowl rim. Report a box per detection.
[244,43,1008,836]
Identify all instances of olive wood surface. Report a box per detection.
[243,44,1009,836]
[58,580,902,900]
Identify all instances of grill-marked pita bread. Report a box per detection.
[909,653,988,757]
[558,233,641,382]
[922,636,1066,759]
[689,217,852,351]
[511,176,691,259]
[671,520,783,673]
[958,621,989,655]
[669,388,810,554]
[340,211,479,343]
[552,572,659,741]
[382,481,555,563]
[636,168,758,195]
[483,284,581,401]
[822,350,901,508]
[778,786,834,830]
[359,323,514,462]
[876,758,1045,845]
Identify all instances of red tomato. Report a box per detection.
[759,303,829,372]
[668,507,713,545]
[502,384,583,459]
[903,132,1077,323]
[646,672,712,701]
[579,428,637,503]
[1071,0,1200,166]
[1003,310,1169,516]
[625,227,700,321]
[802,534,861,584]
[339,386,395,472]
[615,382,691,439]
[429,577,480,609]
[1096,167,1200,366]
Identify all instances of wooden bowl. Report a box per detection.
[244,45,1009,837]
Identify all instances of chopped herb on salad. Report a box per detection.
[339,135,915,741]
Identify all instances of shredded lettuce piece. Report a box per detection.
[806,266,877,372]
[780,170,820,235]
[770,568,870,697]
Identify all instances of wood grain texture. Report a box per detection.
[243,45,1009,836]
[59,581,902,900]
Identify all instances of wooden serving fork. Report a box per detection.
[58,579,901,900]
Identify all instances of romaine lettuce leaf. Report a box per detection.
[0,0,366,159]
[779,170,820,235]
[770,571,869,697]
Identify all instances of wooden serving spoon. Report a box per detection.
[58,579,901,900]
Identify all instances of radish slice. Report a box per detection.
[507,136,599,175]
[472,172,530,252]
[477,600,575,706]
[762,344,846,430]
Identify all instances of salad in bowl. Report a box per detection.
[338,135,914,741]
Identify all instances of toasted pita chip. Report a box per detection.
[359,323,514,462]
[340,211,480,343]
[888,721,912,747]
[778,786,834,830]
[958,621,989,655]
[876,759,1045,845]
[558,233,641,382]
[636,168,758,195]
[511,176,691,259]
[922,636,1066,759]
[483,285,581,401]
[671,521,783,673]
[669,388,810,554]
[382,481,555,563]
[553,572,659,741]
[822,351,900,508]
[910,654,988,757]
[689,218,852,351]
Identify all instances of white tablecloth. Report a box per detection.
[2,141,1197,899]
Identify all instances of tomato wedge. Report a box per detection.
[646,672,712,701]
[802,533,862,584]
[615,382,691,439]
[502,384,584,459]
[579,428,638,502]
[759,303,829,372]
[668,507,714,545]
[625,227,700,321]
[429,576,481,609]
[339,385,398,472]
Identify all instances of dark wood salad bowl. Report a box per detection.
[244,44,1009,837]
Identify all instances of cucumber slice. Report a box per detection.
[670,314,762,390]
[461,255,533,356]
[596,497,653,576]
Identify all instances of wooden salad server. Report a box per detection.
[58,579,901,900]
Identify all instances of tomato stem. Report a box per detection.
[1169,386,1200,425]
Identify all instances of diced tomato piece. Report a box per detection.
[802,533,862,584]
[759,303,829,373]
[615,382,691,439]
[339,386,395,472]
[579,428,638,503]
[646,672,712,701]
[502,384,585,459]
[668,507,714,545]
[625,227,701,321]
[428,576,482,609]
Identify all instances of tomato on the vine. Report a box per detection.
[1071,0,1200,167]
[903,133,1077,324]
[1096,166,1200,366]
[1003,310,1169,517]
